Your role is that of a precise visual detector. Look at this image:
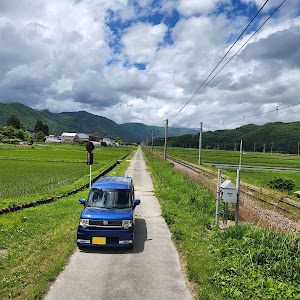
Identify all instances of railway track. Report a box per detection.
[151,149,300,216]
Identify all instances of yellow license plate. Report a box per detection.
[92,237,106,245]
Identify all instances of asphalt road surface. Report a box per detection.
[44,147,191,300]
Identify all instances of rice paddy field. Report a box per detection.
[155,146,300,196]
[0,144,135,300]
[0,143,135,209]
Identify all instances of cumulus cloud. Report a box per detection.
[122,22,167,63]
[0,0,299,131]
[177,0,223,17]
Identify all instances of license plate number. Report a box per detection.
[92,237,106,245]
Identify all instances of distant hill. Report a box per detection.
[154,122,300,154]
[0,102,197,143]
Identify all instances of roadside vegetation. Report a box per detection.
[0,145,135,299]
[154,146,300,196]
[143,149,300,299]
[0,143,134,209]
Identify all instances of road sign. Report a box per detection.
[86,141,94,153]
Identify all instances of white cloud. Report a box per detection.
[0,0,299,133]
[122,22,167,63]
[177,0,223,17]
[172,14,232,50]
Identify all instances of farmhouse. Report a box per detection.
[61,132,77,143]
[75,133,89,142]
[89,134,100,142]
[45,135,61,143]
[103,138,118,146]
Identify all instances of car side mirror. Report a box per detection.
[79,198,86,205]
[134,199,141,207]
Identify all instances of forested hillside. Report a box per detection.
[155,122,300,154]
[0,102,197,142]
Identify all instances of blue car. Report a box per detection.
[77,176,140,249]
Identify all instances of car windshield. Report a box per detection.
[87,188,131,209]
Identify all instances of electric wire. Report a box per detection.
[169,0,286,123]
[224,102,300,126]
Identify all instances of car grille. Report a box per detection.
[89,220,122,226]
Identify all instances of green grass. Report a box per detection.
[0,144,135,209]
[158,147,300,168]
[0,149,134,300]
[154,146,300,195]
[143,149,300,299]
[212,225,300,299]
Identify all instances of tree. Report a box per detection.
[15,129,25,140]
[26,133,34,144]
[42,124,49,135]
[36,131,46,142]
[34,120,44,133]
[34,120,48,135]
[6,114,21,129]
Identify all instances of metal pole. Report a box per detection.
[199,122,202,165]
[152,131,154,152]
[216,169,222,227]
[164,119,168,161]
[239,139,243,170]
[235,169,241,225]
[89,164,92,189]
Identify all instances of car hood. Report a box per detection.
[81,207,133,220]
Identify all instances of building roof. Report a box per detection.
[61,132,77,137]
[92,176,132,190]
[77,133,89,139]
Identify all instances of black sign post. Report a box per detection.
[86,142,94,189]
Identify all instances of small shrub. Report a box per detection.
[267,177,295,191]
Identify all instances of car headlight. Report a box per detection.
[79,219,89,228]
[122,220,132,229]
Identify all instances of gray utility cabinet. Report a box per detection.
[220,180,237,203]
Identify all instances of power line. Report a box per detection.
[224,102,300,126]
[169,0,286,123]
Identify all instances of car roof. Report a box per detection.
[92,176,132,190]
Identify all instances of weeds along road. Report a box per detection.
[44,146,191,300]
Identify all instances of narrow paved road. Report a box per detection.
[44,147,191,300]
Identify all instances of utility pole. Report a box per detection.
[216,169,222,228]
[298,142,299,158]
[146,137,148,148]
[235,169,241,226]
[152,131,154,152]
[164,119,168,161]
[239,140,243,170]
[271,142,273,156]
[254,143,256,153]
[199,122,202,165]
[263,143,266,154]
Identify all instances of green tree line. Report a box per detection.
[154,122,300,154]
[0,115,49,144]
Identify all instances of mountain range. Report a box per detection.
[0,102,197,143]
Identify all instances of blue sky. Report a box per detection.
[0,0,299,131]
